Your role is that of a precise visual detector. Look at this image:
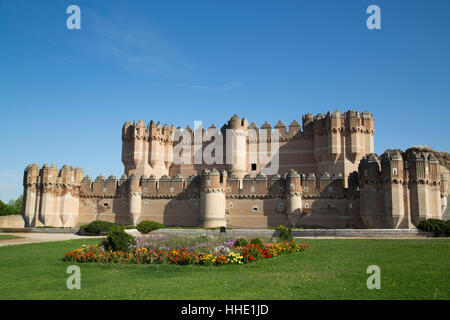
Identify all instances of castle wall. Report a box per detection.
[22,110,447,230]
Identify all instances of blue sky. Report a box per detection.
[1,0,449,202]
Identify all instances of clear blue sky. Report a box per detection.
[1,0,449,202]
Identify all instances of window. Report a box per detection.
[229,202,233,208]
[206,180,211,187]
[392,168,397,175]
[227,187,231,192]
[103,188,107,193]
[169,187,174,193]
[305,203,310,209]
[252,206,259,212]
[278,203,284,209]
[304,186,309,192]
[143,187,148,193]
[194,202,199,208]
[144,202,149,207]
[328,186,333,193]
[251,163,257,171]
[250,186,255,193]
[279,187,284,192]
[103,202,108,207]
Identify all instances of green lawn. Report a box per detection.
[0,238,448,299]
[0,234,24,241]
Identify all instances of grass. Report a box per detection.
[0,234,24,241]
[0,238,448,299]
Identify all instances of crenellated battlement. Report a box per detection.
[24,163,84,187]
[358,149,442,186]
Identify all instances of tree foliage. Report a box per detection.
[0,195,23,216]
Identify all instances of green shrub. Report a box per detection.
[234,238,249,247]
[136,220,164,234]
[417,219,448,236]
[275,225,293,241]
[80,220,116,235]
[446,220,450,236]
[103,225,135,252]
[250,238,263,247]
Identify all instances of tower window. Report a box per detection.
[392,168,397,175]
[251,186,255,193]
[251,163,257,171]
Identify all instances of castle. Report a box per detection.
[22,110,449,229]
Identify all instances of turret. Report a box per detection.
[358,154,383,228]
[225,115,248,179]
[129,173,141,225]
[380,150,407,228]
[22,164,40,227]
[199,168,226,228]
[407,151,430,225]
[286,169,302,214]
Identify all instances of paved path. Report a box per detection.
[0,233,103,247]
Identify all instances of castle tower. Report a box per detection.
[199,168,226,228]
[58,165,82,227]
[225,115,248,179]
[427,154,442,219]
[122,120,172,178]
[286,169,302,214]
[23,164,40,227]
[129,173,142,225]
[314,110,374,186]
[408,151,430,225]
[358,154,383,228]
[441,174,448,214]
[380,150,407,228]
[39,164,62,227]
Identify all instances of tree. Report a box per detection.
[0,195,23,216]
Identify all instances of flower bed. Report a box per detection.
[64,235,309,266]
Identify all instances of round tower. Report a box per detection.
[199,168,226,228]
[286,169,302,214]
[226,115,248,179]
[129,173,142,225]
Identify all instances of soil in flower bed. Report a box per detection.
[64,234,309,266]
